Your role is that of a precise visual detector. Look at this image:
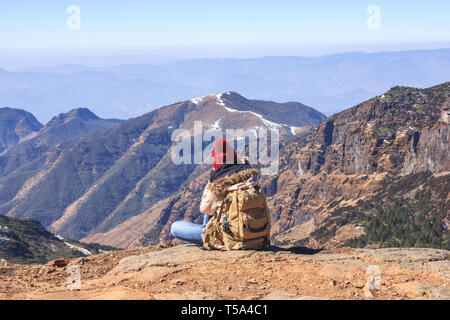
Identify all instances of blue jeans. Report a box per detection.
[170,214,211,246]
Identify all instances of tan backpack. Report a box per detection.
[203,185,271,250]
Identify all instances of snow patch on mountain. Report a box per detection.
[251,112,282,129]
[290,127,298,135]
[215,93,227,108]
[210,118,221,130]
[190,96,207,105]
[64,242,92,256]
[216,94,282,130]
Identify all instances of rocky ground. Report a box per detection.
[0,244,449,300]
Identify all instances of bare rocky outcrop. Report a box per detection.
[1,244,448,300]
[111,245,255,274]
[263,82,450,248]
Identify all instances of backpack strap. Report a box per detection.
[202,199,227,250]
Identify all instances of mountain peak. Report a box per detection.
[0,107,43,152]
[217,91,326,127]
[66,108,100,121]
[384,81,449,96]
[48,108,100,126]
[187,91,325,129]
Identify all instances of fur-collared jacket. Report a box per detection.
[200,164,259,216]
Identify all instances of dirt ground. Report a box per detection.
[0,244,449,300]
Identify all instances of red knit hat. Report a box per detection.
[212,138,237,170]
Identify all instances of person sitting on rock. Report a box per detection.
[170,138,270,250]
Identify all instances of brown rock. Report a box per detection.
[48,258,69,268]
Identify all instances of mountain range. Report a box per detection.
[0,93,325,254]
[1,49,449,122]
[0,82,448,264]
[88,82,448,250]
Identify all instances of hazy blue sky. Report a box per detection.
[1,0,449,58]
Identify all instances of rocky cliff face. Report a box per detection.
[279,82,449,176]
[264,82,449,249]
